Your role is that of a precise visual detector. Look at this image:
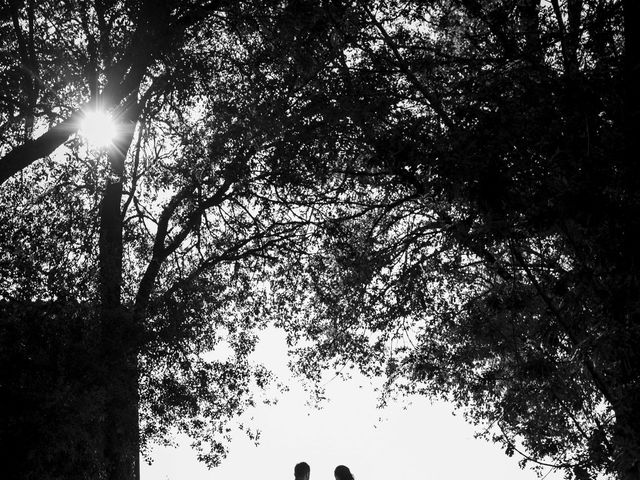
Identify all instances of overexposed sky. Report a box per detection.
[142,328,563,480]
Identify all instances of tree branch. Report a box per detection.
[359,1,455,130]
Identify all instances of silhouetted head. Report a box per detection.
[334,465,354,480]
[295,462,310,480]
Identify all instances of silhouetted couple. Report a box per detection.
[295,462,354,480]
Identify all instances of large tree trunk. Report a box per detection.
[615,3,640,480]
[98,106,140,480]
[613,401,640,480]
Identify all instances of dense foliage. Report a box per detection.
[1,1,638,480]
[267,2,640,480]
[0,1,347,478]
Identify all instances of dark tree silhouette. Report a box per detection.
[2,1,639,480]
[1,1,354,479]
[271,2,640,480]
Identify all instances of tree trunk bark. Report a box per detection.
[98,106,140,480]
[614,405,640,480]
[612,5,640,480]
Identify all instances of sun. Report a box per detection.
[80,110,117,148]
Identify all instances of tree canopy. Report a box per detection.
[1,1,639,480]
[267,1,640,480]
[0,1,353,478]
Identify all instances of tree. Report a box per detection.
[0,1,358,479]
[270,1,640,480]
[3,1,639,480]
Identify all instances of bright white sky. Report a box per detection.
[142,328,563,480]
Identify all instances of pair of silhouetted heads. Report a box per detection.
[294,462,354,480]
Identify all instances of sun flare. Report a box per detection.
[80,110,117,148]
